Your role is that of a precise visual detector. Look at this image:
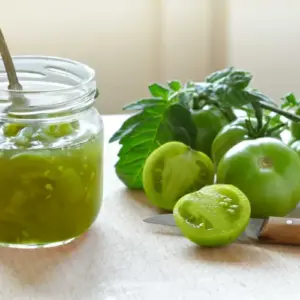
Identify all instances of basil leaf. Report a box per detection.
[148,83,169,99]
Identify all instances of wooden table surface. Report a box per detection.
[1,115,300,300]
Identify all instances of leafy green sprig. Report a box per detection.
[110,67,300,189]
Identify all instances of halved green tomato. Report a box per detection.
[173,184,251,247]
[143,141,214,211]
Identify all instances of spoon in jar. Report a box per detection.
[0,28,29,112]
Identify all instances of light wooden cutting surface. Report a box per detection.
[0,115,300,300]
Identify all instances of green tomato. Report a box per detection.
[2,123,25,137]
[212,117,282,167]
[143,141,214,211]
[217,137,300,218]
[191,105,229,157]
[211,117,253,167]
[290,107,300,140]
[173,184,251,247]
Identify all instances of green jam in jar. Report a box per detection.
[0,56,103,248]
[0,118,103,246]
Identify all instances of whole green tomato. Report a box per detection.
[211,117,254,167]
[212,117,282,167]
[290,107,300,140]
[217,137,300,218]
[191,105,229,157]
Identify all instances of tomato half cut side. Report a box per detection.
[143,141,214,211]
[173,184,251,247]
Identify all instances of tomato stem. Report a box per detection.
[245,118,256,137]
[259,101,300,122]
[251,101,263,132]
[205,99,237,122]
[266,122,287,136]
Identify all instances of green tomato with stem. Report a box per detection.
[212,117,282,167]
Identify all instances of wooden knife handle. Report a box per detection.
[258,217,300,245]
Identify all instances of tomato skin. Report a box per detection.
[217,137,300,218]
[211,117,252,167]
[191,105,229,157]
[212,117,282,167]
[290,108,300,140]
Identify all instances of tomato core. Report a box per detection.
[258,157,273,169]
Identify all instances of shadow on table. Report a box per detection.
[123,188,168,214]
[123,189,155,208]
[184,240,300,266]
[184,243,265,266]
[0,226,105,287]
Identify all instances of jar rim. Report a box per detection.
[0,55,95,94]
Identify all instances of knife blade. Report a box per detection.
[143,207,300,245]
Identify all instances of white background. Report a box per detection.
[1,0,299,113]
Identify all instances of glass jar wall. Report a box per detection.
[0,56,103,248]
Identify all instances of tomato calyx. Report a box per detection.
[242,108,286,139]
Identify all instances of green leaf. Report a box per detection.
[185,81,196,88]
[247,89,277,105]
[194,82,211,94]
[206,67,252,89]
[178,91,194,108]
[114,102,170,188]
[109,111,145,143]
[168,80,182,91]
[164,104,198,149]
[216,86,251,107]
[266,113,282,127]
[224,70,252,89]
[111,100,198,189]
[206,67,234,83]
[281,93,298,109]
[148,83,169,99]
[123,98,165,111]
[286,93,297,104]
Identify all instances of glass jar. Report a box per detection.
[0,56,103,248]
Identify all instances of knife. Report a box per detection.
[143,207,300,245]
